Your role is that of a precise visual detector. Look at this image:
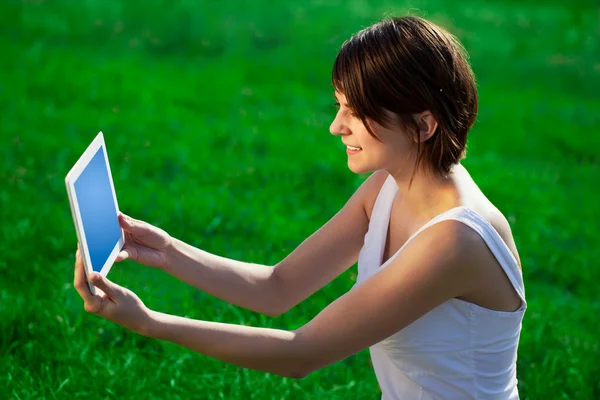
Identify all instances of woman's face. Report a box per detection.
[330,91,416,175]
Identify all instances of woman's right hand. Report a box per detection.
[115,212,174,270]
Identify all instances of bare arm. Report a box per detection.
[162,171,387,316]
[145,311,304,377]
[142,220,482,378]
[270,171,388,313]
[164,240,279,315]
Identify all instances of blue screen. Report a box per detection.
[74,146,121,272]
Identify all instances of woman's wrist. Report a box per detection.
[139,309,162,338]
[162,237,207,277]
[162,236,181,274]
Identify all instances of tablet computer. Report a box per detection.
[65,132,125,296]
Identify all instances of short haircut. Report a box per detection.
[332,16,479,178]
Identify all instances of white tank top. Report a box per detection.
[355,175,526,400]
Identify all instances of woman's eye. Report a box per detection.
[333,101,358,118]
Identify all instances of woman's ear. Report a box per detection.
[413,111,438,142]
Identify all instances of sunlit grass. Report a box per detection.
[1,0,598,398]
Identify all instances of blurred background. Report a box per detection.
[1,0,598,399]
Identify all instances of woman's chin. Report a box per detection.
[348,161,373,175]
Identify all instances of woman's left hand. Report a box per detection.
[74,245,153,335]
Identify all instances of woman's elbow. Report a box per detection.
[259,302,290,317]
[263,271,296,317]
[287,370,310,380]
[279,363,316,379]
[261,286,295,316]
[276,339,322,379]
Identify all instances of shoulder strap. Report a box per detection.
[420,207,527,307]
[364,175,398,248]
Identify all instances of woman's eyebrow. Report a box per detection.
[333,93,349,107]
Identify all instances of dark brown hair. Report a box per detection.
[332,16,478,178]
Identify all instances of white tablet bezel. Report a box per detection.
[65,131,125,296]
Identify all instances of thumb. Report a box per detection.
[115,249,130,262]
[119,213,145,234]
[91,273,119,299]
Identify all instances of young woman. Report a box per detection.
[74,16,526,399]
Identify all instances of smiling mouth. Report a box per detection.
[345,145,362,151]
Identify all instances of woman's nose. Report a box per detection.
[329,112,346,136]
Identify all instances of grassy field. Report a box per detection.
[1,0,599,399]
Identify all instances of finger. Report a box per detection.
[118,213,137,232]
[73,249,97,305]
[115,249,129,262]
[116,239,138,262]
[119,214,152,239]
[90,273,120,300]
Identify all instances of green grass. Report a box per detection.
[1,0,599,398]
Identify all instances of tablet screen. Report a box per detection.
[73,146,121,272]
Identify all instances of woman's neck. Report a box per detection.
[387,164,461,218]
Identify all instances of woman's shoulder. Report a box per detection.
[457,166,522,270]
[470,205,522,271]
[357,170,391,221]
